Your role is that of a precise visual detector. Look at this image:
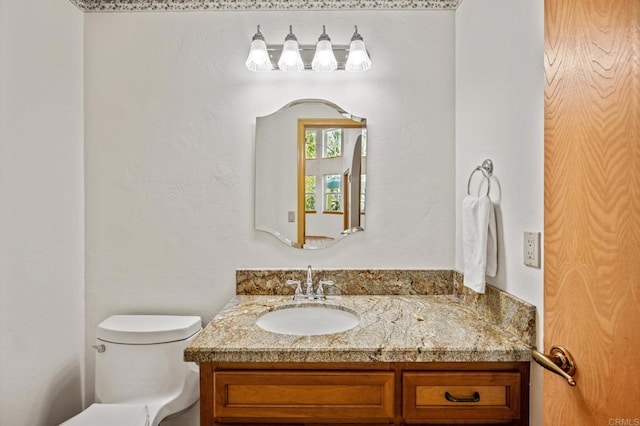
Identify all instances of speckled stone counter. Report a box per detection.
[184,294,533,364]
[236,269,453,296]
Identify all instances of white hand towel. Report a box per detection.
[462,195,497,293]
[486,201,497,278]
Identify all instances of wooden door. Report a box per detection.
[544,0,640,424]
[296,119,365,248]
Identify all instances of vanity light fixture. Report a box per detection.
[345,26,372,72]
[245,25,371,72]
[277,25,305,72]
[245,25,272,72]
[311,26,338,72]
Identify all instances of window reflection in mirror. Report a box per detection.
[255,100,367,249]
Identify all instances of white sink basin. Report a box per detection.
[255,304,360,336]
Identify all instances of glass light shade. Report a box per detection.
[245,39,272,72]
[277,39,304,71]
[346,39,372,72]
[312,39,338,72]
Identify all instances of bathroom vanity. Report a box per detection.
[201,361,529,425]
[184,270,535,426]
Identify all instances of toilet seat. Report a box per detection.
[97,315,201,344]
[60,403,150,426]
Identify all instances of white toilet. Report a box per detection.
[61,315,202,426]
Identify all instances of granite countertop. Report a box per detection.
[184,295,532,364]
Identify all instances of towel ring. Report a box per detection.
[467,159,493,196]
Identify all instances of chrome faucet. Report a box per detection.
[286,265,334,300]
[306,265,314,297]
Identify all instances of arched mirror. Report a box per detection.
[255,99,367,249]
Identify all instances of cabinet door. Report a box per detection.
[402,372,521,424]
[214,370,394,423]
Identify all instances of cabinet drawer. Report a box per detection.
[402,372,521,424]
[214,371,395,423]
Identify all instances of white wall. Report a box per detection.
[0,0,85,424]
[84,10,455,404]
[455,0,544,424]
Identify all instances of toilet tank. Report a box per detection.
[94,315,202,404]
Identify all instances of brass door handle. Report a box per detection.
[532,345,577,386]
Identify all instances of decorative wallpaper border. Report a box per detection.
[68,0,461,12]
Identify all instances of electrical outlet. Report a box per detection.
[288,211,295,223]
[524,231,541,268]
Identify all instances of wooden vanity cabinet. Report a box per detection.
[212,370,395,423]
[200,362,529,426]
[402,371,523,424]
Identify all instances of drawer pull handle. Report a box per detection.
[444,391,480,403]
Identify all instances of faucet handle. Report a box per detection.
[286,280,303,299]
[316,280,334,299]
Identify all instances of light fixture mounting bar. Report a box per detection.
[267,44,350,71]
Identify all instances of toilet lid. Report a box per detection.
[97,315,202,344]
[60,403,150,426]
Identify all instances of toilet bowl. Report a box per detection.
[61,315,202,426]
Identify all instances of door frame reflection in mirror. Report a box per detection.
[296,118,366,249]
